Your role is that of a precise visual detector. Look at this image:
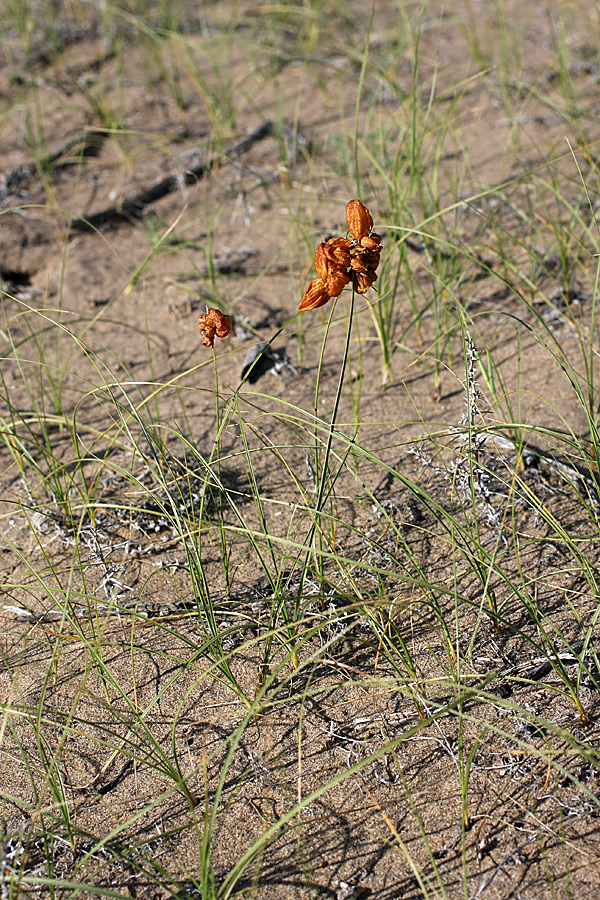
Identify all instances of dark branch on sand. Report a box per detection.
[67,121,275,234]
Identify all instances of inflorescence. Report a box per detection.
[298,199,382,311]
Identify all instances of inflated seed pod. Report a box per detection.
[298,278,330,311]
[346,199,373,241]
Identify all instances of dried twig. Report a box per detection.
[68,121,275,233]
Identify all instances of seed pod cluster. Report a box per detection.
[299,199,382,311]
[197,308,232,348]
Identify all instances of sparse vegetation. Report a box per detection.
[2,1,600,897]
